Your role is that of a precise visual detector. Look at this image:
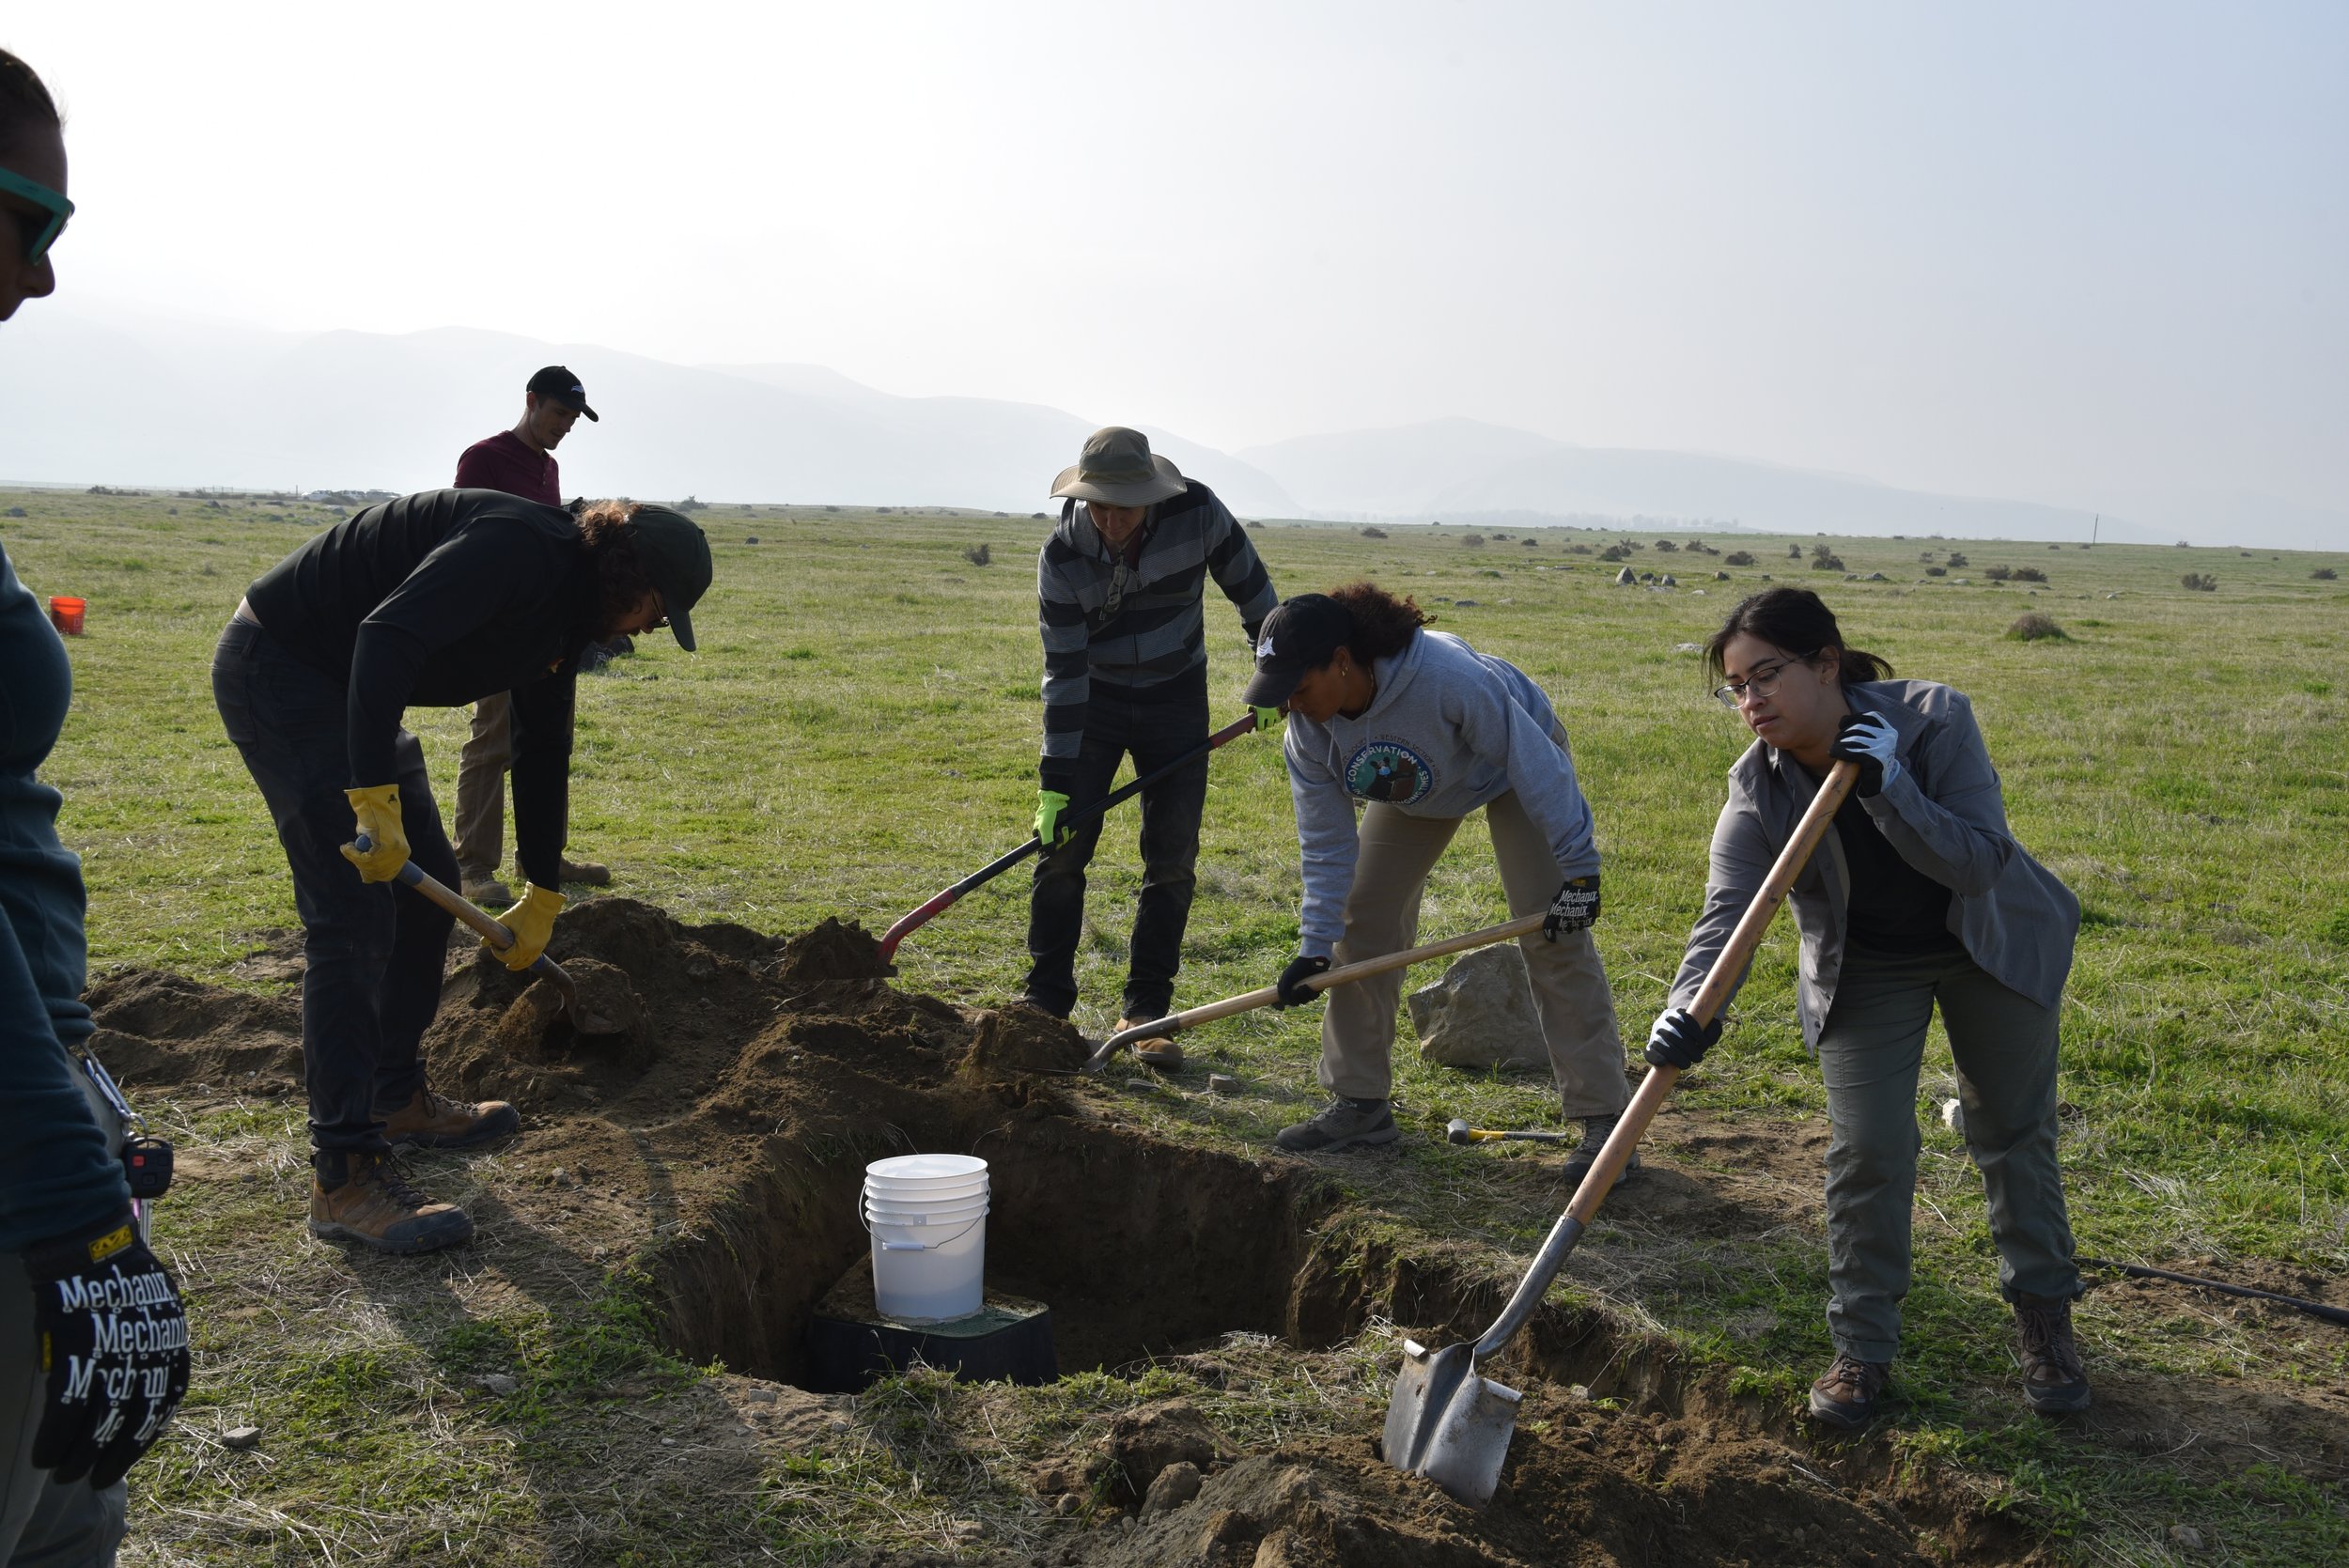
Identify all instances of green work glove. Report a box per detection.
[339,784,409,882]
[1033,788,1074,851]
[1252,705,1284,736]
[491,884,566,971]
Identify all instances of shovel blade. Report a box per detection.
[1382,1339,1523,1506]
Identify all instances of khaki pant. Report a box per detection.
[1320,793,1626,1117]
[453,692,511,881]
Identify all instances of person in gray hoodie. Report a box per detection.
[1641,587,2086,1430]
[1244,585,1626,1161]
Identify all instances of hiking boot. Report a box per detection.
[557,858,611,886]
[1560,1112,1641,1188]
[2015,1293,2092,1415]
[1117,1017,1183,1070]
[380,1086,520,1150]
[1275,1096,1399,1154]
[460,875,514,907]
[1808,1352,1891,1429]
[309,1151,474,1254]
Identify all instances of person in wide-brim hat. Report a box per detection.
[1050,425,1190,507]
[1021,427,1280,1067]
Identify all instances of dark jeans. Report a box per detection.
[1023,682,1208,1021]
[211,618,459,1165]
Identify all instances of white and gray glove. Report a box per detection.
[1828,711,1902,798]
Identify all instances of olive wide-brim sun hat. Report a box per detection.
[1050,426,1188,506]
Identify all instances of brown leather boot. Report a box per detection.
[1808,1351,1891,1429]
[557,858,611,886]
[2015,1293,2092,1415]
[309,1151,474,1254]
[381,1086,520,1150]
[1117,1017,1183,1069]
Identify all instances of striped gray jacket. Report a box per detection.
[1035,481,1278,786]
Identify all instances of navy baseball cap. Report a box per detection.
[527,365,599,421]
[1241,595,1352,706]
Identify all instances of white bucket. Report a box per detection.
[863,1155,990,1323]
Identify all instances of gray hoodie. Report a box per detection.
[1285,629,1599,958]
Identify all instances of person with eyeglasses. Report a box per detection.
[1021,427,1279,1066]
[1646,585,2087,1429]
[1241,585,1624,1164]
[210,495,710,1253]
[2,47,193,1565]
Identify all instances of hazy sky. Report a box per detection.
[10,2,2345,520]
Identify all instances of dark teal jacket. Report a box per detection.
[0,541,130,1252]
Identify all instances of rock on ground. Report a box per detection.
[1408,946,1548,1070]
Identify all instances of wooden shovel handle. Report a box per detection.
[1563,759,1857,1224]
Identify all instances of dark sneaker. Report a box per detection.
[557,858,612,886]
[1808,1352,1891,1429]
[1275,1097,1398,1154]
[2015,1293,2092,1415]
[460,876,514,908]
[1117,1017,1184,1069]
[309,1151,474,1254]
[1560,1112,1641,1187]
[381,1086,520,1150]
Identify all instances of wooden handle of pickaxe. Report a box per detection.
[352,835,583,1008]
[1084,911,1547,1072]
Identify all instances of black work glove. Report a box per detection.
[26,1211,192,1487]
[1543,874,1601,939]
[1274,954,1332,1007]
[1643,1008,1723,1070]
[1828,711,1902,799]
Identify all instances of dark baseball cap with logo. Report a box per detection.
[1241,594,1353,706]
[526,365,599,421]
[623,505,712,651]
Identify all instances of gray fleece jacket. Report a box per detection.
[1667,678,2079,1046]
[1285,629,1599,958]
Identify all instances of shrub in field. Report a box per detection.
[2011,566,2047,583]
[1984,565,2014,581]
[1946,551,1968,568]
[1723,550,1755,567]
[962,543,991,567]
[1926,565,1947,576]
[1787,542,1802,559]
[1462,533,1486,548]
[1598,544,1630,562]
[1655,539,1678,552]
[1522,537,1539,548]
[1360,526,1388,539]
[1811,544,1844,572]
[2182,573,2218,592]
[1568,543,1593,554]
[2006,612,2068,642]
[2315,567,2339,581]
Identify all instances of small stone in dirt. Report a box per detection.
[480,1374,519,1396]
[660,1436,677,1447]
[2169,1525,2205,1551]
[1124,1078,1158,1093]
[1207,1073,1240,1094]
[222,1425,262,1451]
[742,1387,777,1404]
[1143,1460,1203,1515]
[1096,1399,1232,1504]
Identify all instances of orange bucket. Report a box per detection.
[49,596,86,635]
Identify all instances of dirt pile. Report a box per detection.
[961,1004,1090,1080]
[770,914,894,986]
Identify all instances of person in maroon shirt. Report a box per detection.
[451,365,612,902]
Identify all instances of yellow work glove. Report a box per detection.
[339,784,408,882]
[490,884,566,972]
[1252,705,1284,736]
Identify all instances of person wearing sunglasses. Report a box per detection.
[1243,585,1625,1164]
[211,494,710,1254]
[1022,427,1279,1066]
[1646,585,2087,1429]
[3,47,193,1565]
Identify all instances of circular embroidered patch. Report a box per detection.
[1344,740,1436,806]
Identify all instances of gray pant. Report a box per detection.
[1320,794,1626,1117]
[453,692,512,881]
[1817,942,2080,1363]
[0,1256,127,1568]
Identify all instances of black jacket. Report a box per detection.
[243,489,602,887]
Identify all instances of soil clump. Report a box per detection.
[961,1004,1091,1080]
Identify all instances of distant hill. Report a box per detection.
[0,310,1301,518]
[1238,419,2172,545]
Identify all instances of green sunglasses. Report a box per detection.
[0,166,72,265]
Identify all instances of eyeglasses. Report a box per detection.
[0,167,72,266]
[1712,651,1816,708]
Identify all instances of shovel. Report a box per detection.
[1084,911,1548,1072]
[352,836,623,1034]
[879,710,1265,962]
[1383,759,1858,1505]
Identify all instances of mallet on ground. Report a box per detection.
[351,836,621,1034]
[1444,1120,1574,1146]
[1381,760,1860,1507]
[879,710,1264,963]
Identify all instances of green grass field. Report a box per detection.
[5,488,2345,1564]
